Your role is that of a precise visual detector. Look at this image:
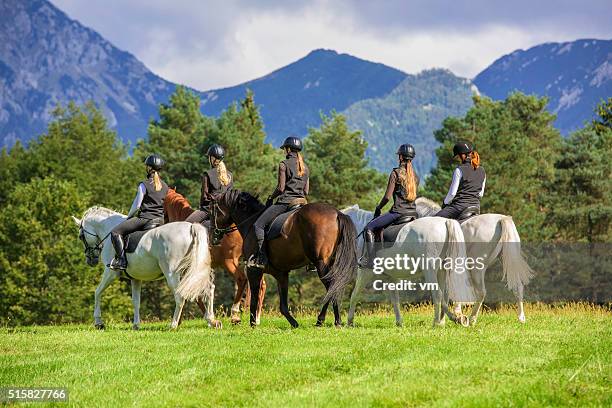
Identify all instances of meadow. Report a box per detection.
[1,304,610,407]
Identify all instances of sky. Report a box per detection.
[53,0,612,91]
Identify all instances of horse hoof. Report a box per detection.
[460,315,470,327]
[518,315,526,324]
[211,320,223,329]
[315,321,323,327]
[132,324,140,331]
[347,320,354,327]
[395,321,403,328]
[94,323,105,330]
[335,323,343,329]
[469,317,477,326]
[230,316,241,325]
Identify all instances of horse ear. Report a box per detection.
[71,216,81,226]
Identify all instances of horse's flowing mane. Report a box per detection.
[82,206,122,220]
[221,189,265,213]
[415,197,441,217]
[340,205,372,232]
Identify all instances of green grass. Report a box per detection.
[1,304,611,407]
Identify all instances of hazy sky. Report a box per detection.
[53,0,612,90]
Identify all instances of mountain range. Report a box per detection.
[1,0,610,174]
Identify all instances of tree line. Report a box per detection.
[0,88,609,325]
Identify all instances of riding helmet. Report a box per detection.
[397,144,416,159]
[207,144,225,160]
[453,141,473,157]
[144,154,165,171]
[280,136,302,152]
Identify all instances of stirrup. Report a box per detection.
[109,257,127,271]
[247,252,266,269]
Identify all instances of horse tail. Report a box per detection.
[322,212,358,305]
[176,223,214,302]
[444,219,475,302]
[496,216,533,294]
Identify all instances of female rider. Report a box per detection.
[360,144,419,268]
[435,141,486,219]
[252,136,309,267]
[185,144,233,224]
[110,154,168,270]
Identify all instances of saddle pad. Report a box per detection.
[266,207,300,241]
[382,223,407,243]
[125,229,156,253]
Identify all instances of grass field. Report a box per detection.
[1,304,611,407]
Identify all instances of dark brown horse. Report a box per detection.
[211,189,357,328]
[164,188,266,324]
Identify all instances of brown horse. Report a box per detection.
[211,189,357,328]
[164,188,266,324]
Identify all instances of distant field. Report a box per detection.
[1,304,610,407]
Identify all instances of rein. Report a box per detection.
[210,199,262,240]
[79,222,111,257]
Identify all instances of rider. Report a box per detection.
[436,141,486,219]
[185,144,233,224]
[252,136,309,267]
[359,144,419,268]
[109,154,169,270]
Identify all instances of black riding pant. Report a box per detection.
[435,202,472,219]
[110,217,155,256]
[254,204,289,243]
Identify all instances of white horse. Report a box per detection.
[72,206,219,330]
[342,205,474,327]
[416,197,534,325]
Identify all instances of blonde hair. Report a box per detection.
[148,169,162,192]
[212,158,231,186]
[398,160,417,201]
[296,152,306,177]
[470,151,481,169]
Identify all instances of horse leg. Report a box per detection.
[93,267,119,329]
[226,259,246,324]
[130,279,142,330]
[517,282,526,323]
[468,268,487,326]
[256,276,266,325]
[246,266,264,327]
[162,269,185,330]
[316,301,330,327]
[276,271,299,328]
[348,267,367,326]
[387,288,403,327]
[204,282,221,329]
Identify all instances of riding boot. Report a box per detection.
[109,232,127,270]
[251,227,268,268]
[358,230,376,268]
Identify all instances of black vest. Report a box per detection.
[139,177,169,220]
[204,167,233,203]
[276,153,309,205]
[390,167,419,215]
[454,162,486,206]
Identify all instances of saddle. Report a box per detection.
[124,220,162,253]
[458,206,480,223]
[378,214,417,244]
[265,204,303,241]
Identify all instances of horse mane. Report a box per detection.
[341,204,372,232]
[415,197,441,217]
[82,206,122,220]
[165,188,195,222]
[222,189,264,213]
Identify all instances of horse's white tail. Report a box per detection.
[176,224,213,302]
[495,216,533,294]
[444,219,475,302]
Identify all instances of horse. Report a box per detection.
[341,205,474,327]
[210,189,358,328]
[164,188,266,325]
[72,206,219,330]
[416,197,533,325]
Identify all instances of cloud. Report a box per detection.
[52,0,612,90]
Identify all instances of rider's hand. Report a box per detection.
[374,206,382,218]
[265,196,273,207]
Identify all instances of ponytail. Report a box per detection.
[399,160,417,201]
[296,152,305,177]
[152,170,162,192]
[212,159,231,186]
[471,151,480,169]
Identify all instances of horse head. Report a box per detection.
[212,189,264,229]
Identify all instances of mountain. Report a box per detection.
[199,49,407,146]
[343,69,476,175]
[0,0,175,147]
[474,39,612,134]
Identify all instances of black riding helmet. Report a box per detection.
[144,154,165,171]
[397,144,416,160]
[453,141,473,157]
[207,144,225,160]
[280,136,302,152]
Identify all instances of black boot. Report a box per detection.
[250,228,268,268]
[358,230,376,268]
[109,233,127,270]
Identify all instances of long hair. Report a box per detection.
[147,167,163,192]
[398,159,417,201]
[296,151,306,177]
[470,151,481,169]
[211,158,231,186]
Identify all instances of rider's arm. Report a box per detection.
[270,162,287,200]
[304,177,309,196]
[377,171,397,210]
[479,175,486,198]
[127,183,146,218]
[443,168,462,205]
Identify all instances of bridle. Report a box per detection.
[78,221,111,260]
[209,198,261,241]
